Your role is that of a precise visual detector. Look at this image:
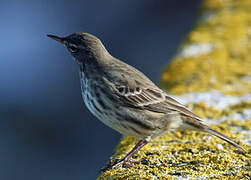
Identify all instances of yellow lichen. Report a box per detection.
[99,120,250,180]
[99,0,251,179]
[160,0,251,95]
[188,101,251,119]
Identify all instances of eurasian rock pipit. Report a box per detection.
[47,32,244,170]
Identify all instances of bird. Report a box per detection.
[47,32,245,171]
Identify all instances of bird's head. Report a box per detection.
[47,32,109,64]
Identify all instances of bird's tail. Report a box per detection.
[204,127,245,151]
[183,117,245,151]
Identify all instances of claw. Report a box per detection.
[101,139,149,172]
[101,158,141,171]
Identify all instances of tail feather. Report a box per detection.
[205,127,245,151]
[182,117,245,151]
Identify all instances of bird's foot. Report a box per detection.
[101,139,148,172]
[101,158,140,172]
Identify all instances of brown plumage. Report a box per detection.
[47,32,245,171]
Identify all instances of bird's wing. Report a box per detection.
[115,85,201,120]
[103,66,202,121]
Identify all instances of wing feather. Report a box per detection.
[101,64,201,121]
[113,85,202,120]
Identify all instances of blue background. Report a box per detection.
[0,0,201,179]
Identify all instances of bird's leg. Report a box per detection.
[102,139,148,171]
[122,139,148,165]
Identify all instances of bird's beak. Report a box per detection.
[47,34,65,44]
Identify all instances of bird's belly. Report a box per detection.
[79,77,156,138]
[81,90,153,138]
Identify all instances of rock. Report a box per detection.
[99,0,251,179]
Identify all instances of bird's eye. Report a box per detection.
[68,44,79,53]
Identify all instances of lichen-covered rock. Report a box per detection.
[99,0,251,179]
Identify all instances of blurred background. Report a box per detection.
[0,0,202,179]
